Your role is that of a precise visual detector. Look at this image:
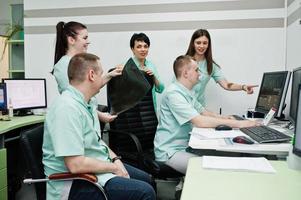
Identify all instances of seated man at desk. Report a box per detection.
[154,55,258,174]
[43,53,156,200]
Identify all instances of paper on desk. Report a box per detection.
[202,156,276,173]
[191,127,245,139]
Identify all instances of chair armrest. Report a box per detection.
[24,173,97,184]
[108,129,143,155]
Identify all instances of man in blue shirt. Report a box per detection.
[43,53,155,200]
[154,55,258,174]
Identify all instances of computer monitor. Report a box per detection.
[255,71,291,118]
[0,83,7,111]
[3,79,47,115]
[293,84,301,157]
[289,67,301,125]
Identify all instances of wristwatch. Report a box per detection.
[111,156,122,163]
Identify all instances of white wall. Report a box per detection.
[24,0,287,116]
[286,0,301,117]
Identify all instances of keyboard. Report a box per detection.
[232,115,246,120]
[240,126,291,143]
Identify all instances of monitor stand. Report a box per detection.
[14,109,33,116]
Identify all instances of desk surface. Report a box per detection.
[181,157,301,200]
[0,115,45,135]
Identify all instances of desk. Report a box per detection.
[0,115,45,200]
[189,127,293,157]
[181,157,301,200]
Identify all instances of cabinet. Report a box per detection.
[8,4,24,79]
[0,149,7,200]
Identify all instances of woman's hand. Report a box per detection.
[142,68,154,76]
[107,64,124,78]
[242,85,258,94]
[98,112,117,123]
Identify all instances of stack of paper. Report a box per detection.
[191,127,245,139]
[202,156,276,173]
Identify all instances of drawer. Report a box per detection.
[0,187,7,200]
[0,168,7,190]
[0,149,6,169]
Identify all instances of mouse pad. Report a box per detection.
[107,58,151,114]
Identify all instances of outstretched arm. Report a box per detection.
[101,64,124,86]
[218,79,258,94]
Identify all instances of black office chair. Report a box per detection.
[107,73,183,179]
[19,124,108,200]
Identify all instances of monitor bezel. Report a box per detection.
[288,67,301,125]
[0,83,7,111]
[2,78,47,110]
[293,84,301,157]
[255,71,291,118]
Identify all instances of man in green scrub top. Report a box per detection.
[43,53,155,200]
[154,55,258,174]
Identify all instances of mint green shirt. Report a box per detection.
[154,81,204,162]
[193,60,225,106]
[53,55,72,94]
[42,86,115,199]
[132,57,165,111]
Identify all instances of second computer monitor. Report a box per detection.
[289,67,301,125]
[3,79,47,112]
[255,71,291,118]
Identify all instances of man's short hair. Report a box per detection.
[173,55,194,78]
[68,53,100,83]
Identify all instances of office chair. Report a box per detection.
[19,124,108,200]
[107,73,183,179]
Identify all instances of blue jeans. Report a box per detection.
[68,164,156,200]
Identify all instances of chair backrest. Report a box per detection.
[20,124,45,200]
[109,89,157,152]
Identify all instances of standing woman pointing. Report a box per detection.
[186,29,257,108]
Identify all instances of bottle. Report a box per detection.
[8,98,14,118]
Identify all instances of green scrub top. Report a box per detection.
[132,57,165,111]
[154,81,204,162]
[53,55,72,94]
[42,86,115,200]
[192,60,225,106]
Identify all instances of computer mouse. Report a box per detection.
[215,124,232,131]
[232,136,255,144]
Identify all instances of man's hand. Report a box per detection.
[113,160,129,178]
[239,119,261,128]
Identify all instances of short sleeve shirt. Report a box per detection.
[154,81,203,162]
[42,86,115,200]
[53,55,72,94]
[192,60,225,106]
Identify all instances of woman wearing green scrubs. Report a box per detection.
[186,29,258,107]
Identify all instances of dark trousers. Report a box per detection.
[68,164,156,200]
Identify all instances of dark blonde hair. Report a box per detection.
[173,55,194,78]
[68,53,100,83]
[185,29,219,75]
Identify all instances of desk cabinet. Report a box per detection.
[0,148,7,200]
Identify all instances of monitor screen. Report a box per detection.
[289,67,301,125]
[255,71,291,118]
[3,79,47,110]
[0,83,7,111]
[293,84,301,157]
